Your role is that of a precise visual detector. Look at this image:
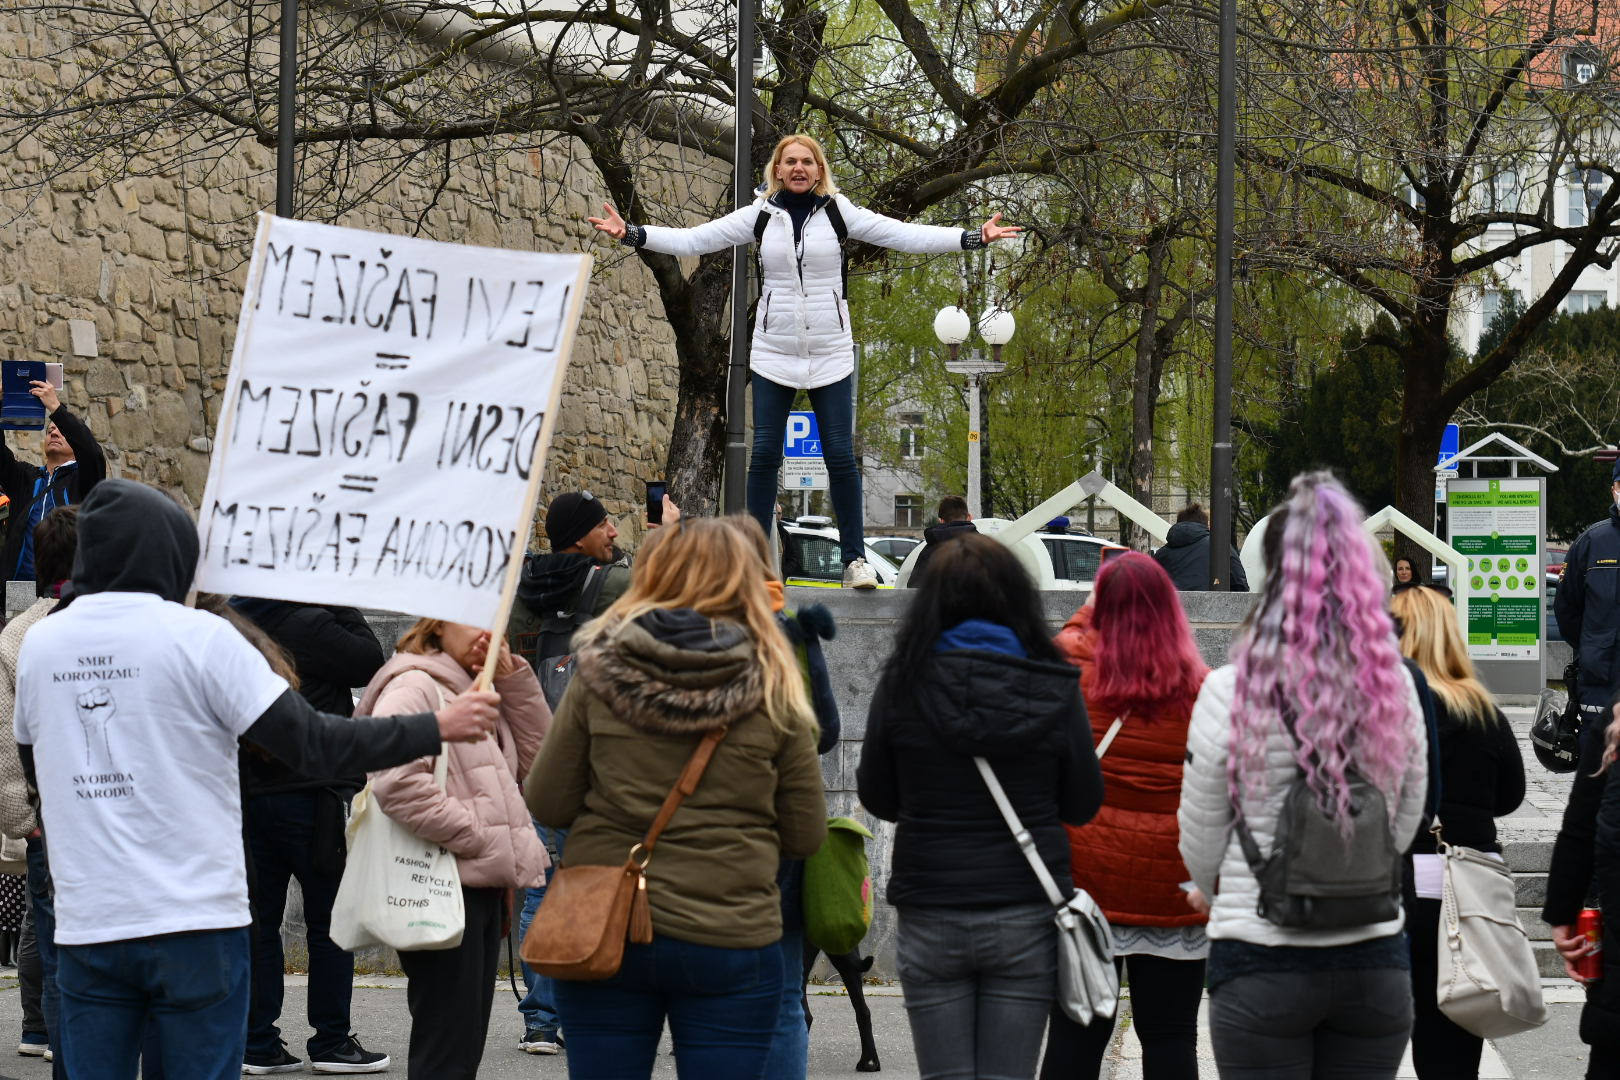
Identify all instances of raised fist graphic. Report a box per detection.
[74,686,117,769]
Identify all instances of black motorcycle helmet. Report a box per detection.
[1531,665,1583,774]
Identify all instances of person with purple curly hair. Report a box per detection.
[1177,471,1429,1078]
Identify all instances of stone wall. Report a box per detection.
[0,4,710,548]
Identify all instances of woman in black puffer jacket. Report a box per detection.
[1391,586,1526,1080]
[858,533,1103,1080]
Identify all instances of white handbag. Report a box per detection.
[330,742,465,953]
[1432,819,1548,1038]
[974,756,1119,1025]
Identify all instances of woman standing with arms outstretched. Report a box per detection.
[858,532,1103,1079]
[1043,552,1209,1080]
[1178,472,1428,1078]
[588,134,1021,588]
[1391,585,1525,1080]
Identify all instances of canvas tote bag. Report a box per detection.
[330,742,465,952]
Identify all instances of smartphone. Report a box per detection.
[646,481,667,526]
[1100,545,1130,568]
[44,363,63,390]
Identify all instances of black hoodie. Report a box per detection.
[857,649,1103,908]
[1152,520,1250,592]
[907,519,977,586]
[23,480,439,792]
[70,477,197,602]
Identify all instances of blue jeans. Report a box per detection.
[749,373,864,565]
[552,934,783,1080]
[26,835,66,1080]
[57,926,252,1080]
[245,791,354,1059]
[762,929,807,1079]
[517,822,566,1035]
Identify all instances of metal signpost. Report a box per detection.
[944,353,1005,518]
[782,410,829,497]
[1438,434,1558,697]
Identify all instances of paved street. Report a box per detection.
[0,971,1587,1078]
[0,708,1586,1079]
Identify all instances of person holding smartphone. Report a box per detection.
[0,380,105,582]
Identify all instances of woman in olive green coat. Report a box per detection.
[525,516,827,1080]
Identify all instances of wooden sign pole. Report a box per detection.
[474,253,595,693]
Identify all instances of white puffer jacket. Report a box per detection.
[636,194,971,389]
[1177,664,1428,947]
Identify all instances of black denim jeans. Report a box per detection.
[896,902,1057,1080]
[245,790,354,1060]
[1209,967,1413,1079]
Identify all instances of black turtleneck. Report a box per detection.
[777,189,818,244]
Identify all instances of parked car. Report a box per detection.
[1546,546,1569,642]
[893,519,1125,590]
[778,517,901,588]
[1038,532,1128,585]
[867,535,922,565]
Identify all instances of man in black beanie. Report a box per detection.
[514,491,634,653]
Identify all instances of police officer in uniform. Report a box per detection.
[1545,459,1620,1077]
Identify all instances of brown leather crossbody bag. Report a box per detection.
[520,727,727,980]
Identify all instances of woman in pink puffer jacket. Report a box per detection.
[361,619,550,1079]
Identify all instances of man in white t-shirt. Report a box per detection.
[13,479,502,1080]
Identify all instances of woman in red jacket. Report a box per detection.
[1041,553,1209,1080]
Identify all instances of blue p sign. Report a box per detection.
[784,411,822,458]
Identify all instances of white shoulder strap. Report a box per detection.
[1095,716,1125,759]
[973,757,1067,909]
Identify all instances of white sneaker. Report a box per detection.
[842,557,879,590]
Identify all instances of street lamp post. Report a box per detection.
[936,306,1015,518]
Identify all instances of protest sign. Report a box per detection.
[196,214,592,633]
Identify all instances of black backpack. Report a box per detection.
[1234,711,1403,931]
[526,567,609,711]
[754,198,850,299]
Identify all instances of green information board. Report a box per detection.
[1446,478,1541,660]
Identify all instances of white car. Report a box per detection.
[1037,532,1128,585]
[779,517,901,589]
[895,519,1125,589]
[867,535,922,565]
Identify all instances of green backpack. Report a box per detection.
[803,817,874,955]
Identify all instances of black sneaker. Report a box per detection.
[242,1041,303,1075]
[309,1036,390,1075]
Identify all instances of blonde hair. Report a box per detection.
[1391,586,1494,724]
[395,618,447,656]
[763,134,839,197]
[575,516,813,733]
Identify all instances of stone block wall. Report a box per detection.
[0,3,713,548]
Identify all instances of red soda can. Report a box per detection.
[1576,907,1603,982]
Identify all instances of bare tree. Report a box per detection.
[1,0,1173,511]
[1219,0,1620,536]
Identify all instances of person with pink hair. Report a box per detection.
[1043,553,1209,1080]
[1177,472,1428,1078]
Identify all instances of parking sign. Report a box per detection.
[782,411,828,489]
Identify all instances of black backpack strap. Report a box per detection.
[753,208,771,300]
[1233,812,1268,878]
[823,198,850,299]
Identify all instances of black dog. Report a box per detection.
[802,941,881,1072]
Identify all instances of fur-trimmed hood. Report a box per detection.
[575,609,764,735]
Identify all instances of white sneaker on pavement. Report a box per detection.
[842,558,879,590]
